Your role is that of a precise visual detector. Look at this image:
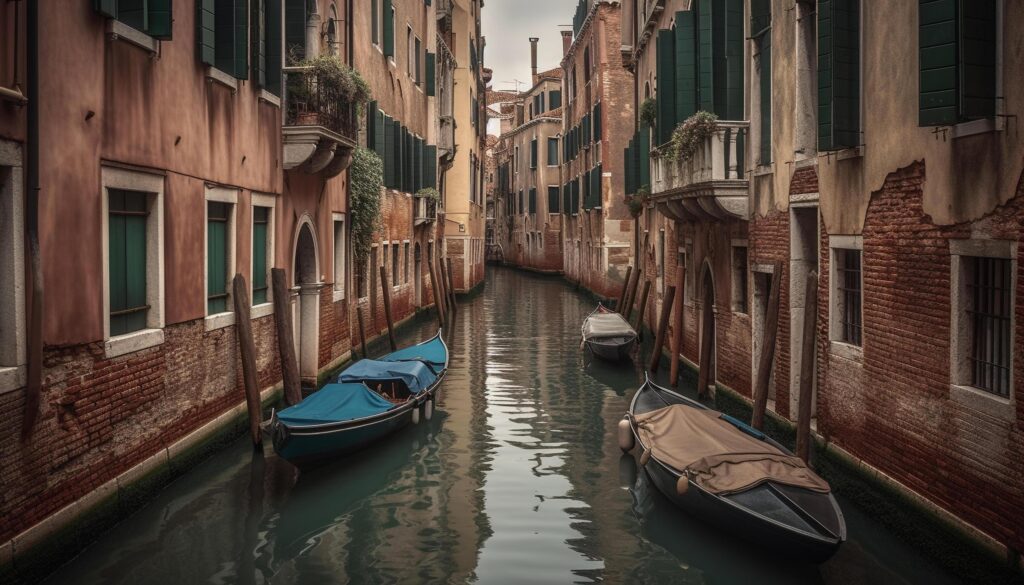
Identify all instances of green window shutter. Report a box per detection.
[415,138,424,193]
[147,0,173,39]
[638,126,651,189]
[759,32,772,164]
[198,0,217,66]
[398,125,408,192]
[366,100,376,149]
[406,131,415,192]
[425,145,437,189]
[548,186,559,214]
[657,29,676,145]
[624,143,634,196]
[253,0,266,87]
[518,190,523,213]
[119,0,146,31]
[562,183,570,214]
[374,110,385,157]
[674,11,698,121]
[372,0,379,45]
[393,122,403,190]
[571,178,580,213]
[750,0,771,36]
[233,0,249,79]
[549,90,562,109]
[426,52,436,96]
[724,0,744,120]
[109,190,148,336]
[285,0,306,62]
[383,0,395,57]
[529,188,537,214]
[832,0,860,148]
[583,114,590,145]
[919,0,957,125]
[960,0,996,120]
[265,0,282,94]
[95,0,118,19]
[697,0,714,113]
[593,102,602,141]
[207,202,229,315]
[252,207,269,305]
[818,0,834,149]
[530,139,538,169]
[383,116,395,188]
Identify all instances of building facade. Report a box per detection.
[561,1,634,300]
[623,0,1024,562]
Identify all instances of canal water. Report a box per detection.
[44,268,962,585]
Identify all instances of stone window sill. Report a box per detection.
[333,289,345,303]
[752,165,774,178]
[829,340,863,363]
[251,303,274,319]
[949,384,1015,423]
[836,146,864,161]
[205,66,238,92]
[204,312,236,332]
[952,118,996,139]
[107,20,158,54]
[0,365,26,396]
[258,89,281,108]
[105,328,165,359]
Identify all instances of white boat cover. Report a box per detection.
[583,311,637,340]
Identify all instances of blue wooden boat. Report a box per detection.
[269,330,449,466]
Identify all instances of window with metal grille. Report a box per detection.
[967,256,1011,397]
[837,248,862,346]
[732,246,749,313]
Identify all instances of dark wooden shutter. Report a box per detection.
[372,0,379,45]
[234,0,249,79]
[624,141,634,196]
[548,186,559,214]
[593,102,602,141]
[675,11,697,122]
[265,0,282,94]
[109,190,148,336]
[638,127,651,189]
[95,0,117,19]
[366,100,377,149]
[657,29,676,144]
[198,0,217,66]
[253,0,266,86]
[424,145,437,189]
[284,0,306,63]
[147,0,173,39]
[724,0,744,119]
[415,138,424,192]
[833,0,860,147]
[549,90,562,109]
[531,139,538,168]
[919,0,958,125]
[818,0,834,148]
[426,52,436,96]
[697,0,714,113]
[383,0,395,57]
[562,182,570,214]
[571,177,580,213]
[207,202,229,315]
[383,116,395,188]
[960,0,996,120]
[374,110,385,157]
[529,188,537,214]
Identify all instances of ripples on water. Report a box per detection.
[43,268,961,585]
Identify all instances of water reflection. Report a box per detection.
[43,268,962,585]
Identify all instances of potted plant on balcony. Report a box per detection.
[670,111,719,162]
[639,98,657,129]
[627,185,649,218]
[289,54,372,128]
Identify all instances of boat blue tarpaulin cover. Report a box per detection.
[338,359,436,393]
[379,338,447,369]
[277,383,395,426]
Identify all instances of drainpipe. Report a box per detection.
[22,0,42,440]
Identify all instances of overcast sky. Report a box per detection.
[482,0,577,133]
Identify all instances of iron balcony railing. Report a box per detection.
[651,120,748,195]
[283,66,358,141]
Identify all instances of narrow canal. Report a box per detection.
[44,268,961,584]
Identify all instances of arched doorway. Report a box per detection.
[699,260,717,392]
[293,219,321,386]
[414,242,422,306]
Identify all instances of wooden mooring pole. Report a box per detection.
[356,306,369,359]
[796,270,819,464]
[669,265,685,387]
[232,274,262,446]
[633,280,651,341]
[696,286,715,399]
[649,285,676,372]
[752,262,783,430]
[428,258,446,327]
[433,256,448,315]
[271,269,301,406]
[622,268,641,320]
[616,266,633,311]
[379,266,397,351]
[446,257,458,313]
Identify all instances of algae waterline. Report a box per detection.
[40,268,971,584]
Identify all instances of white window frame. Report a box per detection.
[251,193,276,318]
[0,141,26,394]
[949,238,1017,421]
[101,166,166,358]
[333,212,347,302]
[828,236,864,360]
[204,186,238,331]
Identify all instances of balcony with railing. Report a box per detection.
[282,65,359,178]
[414,194,439,226]
[650,120,749,222]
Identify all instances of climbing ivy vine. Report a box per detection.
[349,147,384,272]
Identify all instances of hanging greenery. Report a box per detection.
[415,187,440,201]
[294,54,373,117]
[639,98,658,129]
[349,147,384,272]
[627,185,649,218]
[670,111,719,162]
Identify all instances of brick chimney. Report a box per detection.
[529,37,539,85]
[562,30,573,56]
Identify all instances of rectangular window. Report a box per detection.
[530,138,538,169]
[547,186,559,214]
[407,27,414,78]
[837,248,862,345]
[252,206,270,305]
[392,243,400,286]
[333,216,346,300]
[732,246,748,313]
[529,188,537,214]
[372,0,379,45]
[207,201,231,315]
[109,190,150,336]
[404,242,410,283]
[967,256,1011,397]
[415,37,422,84]
[95,0,172,39]
[202,0,248,79]
[547,137,559,166]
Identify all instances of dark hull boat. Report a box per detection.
[269,331,449,466]
[582,304,637,362]
[624,376,846,563]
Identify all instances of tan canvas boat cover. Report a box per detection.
[583,312,636,340]
[635,404,831,495]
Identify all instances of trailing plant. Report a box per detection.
[670,111,719,162]
[416,187,441,201]
[627,185,649,218]
[639,98,658,129]
[292,54,373,117]
[349,147,384,272]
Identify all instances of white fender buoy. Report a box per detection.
[676,475,690,496]
[639,447,652,467]
[617,419,635,452]
[424,398,433,421]
[412,405,420,425]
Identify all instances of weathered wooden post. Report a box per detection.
[622,268,641,320]
[433,256,448,314]
[379,266,397,351]
[669,265,685,387]
[696,286,715,399]
[428,259,445,327]
[752,261,783,430]
[616,266,633,312]
[356,306,369,359]
[633,280,651,340]
[796,270,819,463]
[446,257,458,313]
[232,274,262,446]
[649,285,676,372]
[270,269,301,406]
